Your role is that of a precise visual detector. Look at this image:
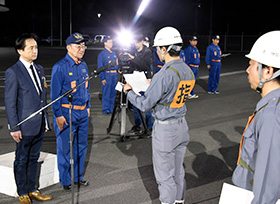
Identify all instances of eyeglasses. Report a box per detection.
[71,44,87,50]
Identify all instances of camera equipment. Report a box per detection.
[118,51,133,74]
[107,50,148,142]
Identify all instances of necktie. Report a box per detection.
[30,65,42,95]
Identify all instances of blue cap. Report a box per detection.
[103,35,112,43]
[212,35,220,40]
[190,36,198,41]
[66,32,85,45]
[143,36,150,42]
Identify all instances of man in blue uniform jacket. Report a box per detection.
[205,35,222,94]
[5,33,52,204]
[153,47,165,74]
[97,36,118,114]
[51,33,90,190]
[185,36,200,98]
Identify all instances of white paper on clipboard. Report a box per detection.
[123,71,150,96]
[219,183,280,204]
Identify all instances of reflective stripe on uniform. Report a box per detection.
[189,64,199,68]
[106,70,117,73]
[61,103,87,110]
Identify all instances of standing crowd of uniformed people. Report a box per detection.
[4,25,280,204]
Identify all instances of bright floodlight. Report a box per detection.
[117,29,134,48]
[132,0,151,24]
[137,0,151,16]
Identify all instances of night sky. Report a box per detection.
[0,0,279,44]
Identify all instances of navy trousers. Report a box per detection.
[53,108,88,186]
[132,105,154,129]
[101,73,118,114]
[14,117,44,196]
[190,66,199,95]
[208,62,221,92]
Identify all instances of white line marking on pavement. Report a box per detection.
[198,70,245,79]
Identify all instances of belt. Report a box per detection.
[61,103,87,110]
[211,59,221,62]
[106,70,117,73]
[189,64,199,68]
[155,117,185,125]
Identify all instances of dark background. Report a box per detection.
[0,0,279,45]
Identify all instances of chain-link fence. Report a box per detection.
[181,34,260,54]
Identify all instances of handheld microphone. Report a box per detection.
[93,61,117,75]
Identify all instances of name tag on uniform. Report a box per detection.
[170,80,195,108]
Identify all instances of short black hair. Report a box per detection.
[160,43,183,57]
[273,67,280,84]
[15,33,38,52]
[262,64,280,85]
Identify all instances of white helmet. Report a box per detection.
[153,27,183,61]
[246,31,280,68]
[246,31,280,93]
[153,26,183,47]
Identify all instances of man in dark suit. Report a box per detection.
[5,33,52,204]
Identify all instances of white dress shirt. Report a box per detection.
[20,57,42,95]
[19,57,49,130]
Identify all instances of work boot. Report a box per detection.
[19,195,31,204]
[63,184,71,190]
[128,126,141,135]
[29,190,52,201]
[75,180,89,186]
[139,128,152,139]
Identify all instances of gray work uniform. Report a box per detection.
[127,59,194,204]
[232,88,280,204]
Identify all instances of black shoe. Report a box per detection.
[138,128,152,139]
[146,128,152,136]
[75,180,89,186]
[63,185,71,190]
[128,126,141,135]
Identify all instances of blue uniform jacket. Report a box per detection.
[232,88,280,204]
[97,48,118,81]
[180,50,186,63]
[184,45,200,67]
[205,43,222,66]
[51,54,90,118]
[153,47,164,73]
[5,60,50,136]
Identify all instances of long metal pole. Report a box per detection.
[68,94,74,204]
[9,61,115,131]
[10,75,93,131]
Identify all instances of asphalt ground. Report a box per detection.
[0,47,261,204]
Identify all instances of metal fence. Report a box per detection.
[181,34,260,53]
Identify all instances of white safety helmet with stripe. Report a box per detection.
[153,26,183,61]
[246,31,280,92]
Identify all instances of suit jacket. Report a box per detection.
[5,60,50,136]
